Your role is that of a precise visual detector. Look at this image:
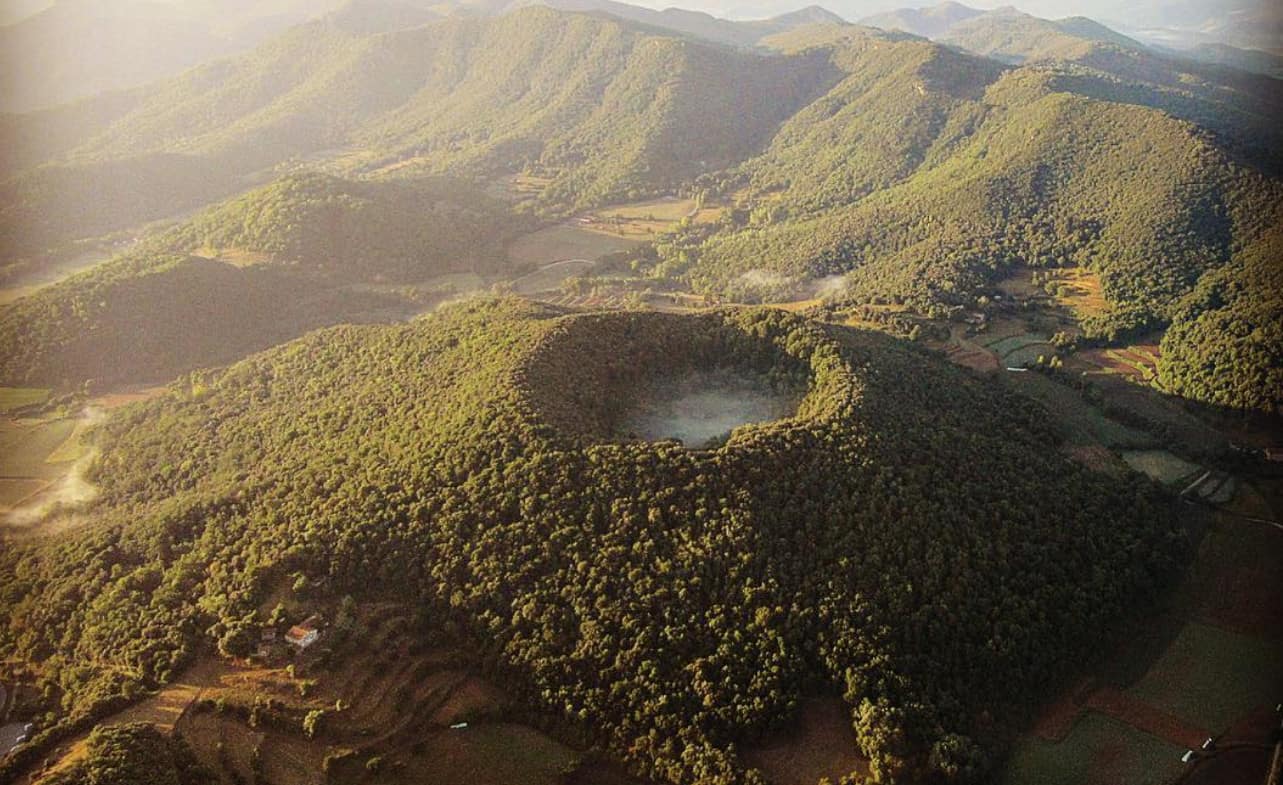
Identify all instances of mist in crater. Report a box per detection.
[620,368,798,448]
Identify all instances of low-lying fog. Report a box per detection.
[621,368,797,448]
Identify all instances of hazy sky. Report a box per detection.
[3,0,1276,46]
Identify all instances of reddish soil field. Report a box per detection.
[1085,687,1210,750]
[1031,678,1096,741]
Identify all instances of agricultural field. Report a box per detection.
[0,249,114,306]
[510,259,598,295]
[1000,712,1184,785]
[1000,486,1283,785]
[8,603,598,785]
[982,332,1055,369]
[998,266,1110,320]
[1,387,164,531]
[506,225,641,268]
[0,388,48,413]
[1076,342,1162,382]
[1121,450,1203,486]
[1127,622,1283,734]
[1001,373,1154,450]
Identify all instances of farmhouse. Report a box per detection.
[285,615,322,649]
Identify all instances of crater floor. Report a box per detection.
[619,368,797,447]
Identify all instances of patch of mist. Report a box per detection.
[811,274,848,299]
[2,407,103,533]
[738,269,796,291]
[621,368,798,448]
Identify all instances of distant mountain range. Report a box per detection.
[4,0,1277,113]
[1,2,1279,411]
[857,2,1281,73]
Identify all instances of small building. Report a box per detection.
[261,628,278,642]
[1181,750,1195,764]
[1264,448,1283,463]
[285,615,322,649]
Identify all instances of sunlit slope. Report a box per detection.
[0,7,838,255]
[0,173,524,388]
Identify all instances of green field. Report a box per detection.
[1003,343,1057,368]
[0,387,50,413]
[1000,712,1184,785]
[1005,374,1153,449]
[983,333,1048,356]
[506,225,641,267]
[511,260,597,295]
[1122,450,1202,486]
[386,724,577,785]
[1127,622,1283,734]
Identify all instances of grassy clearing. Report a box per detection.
[998,267,1110,319]
[1003,343,1057,368]
[511,259,596,295]
[0,388,50,413]
[45,418,94,464]
[1003,374,1153,449]
[744,698,867,785]
[0,418,79,479]
[1121,450,1201,486]
[506,225,640,268]
[987,333,1051,360]
[1079,343,1161,381]
[579,197,698,239]
[1126,622,1283,734]
[595,197,696,223]
[999,712,1184,785]
[192,247,274,267]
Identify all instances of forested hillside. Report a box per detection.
[168,172,524,281]
[0,300,1185,784]
[650,27,1283,411]
[0,172,526,388]
[0,7,839,257]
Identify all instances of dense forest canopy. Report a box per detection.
[0,300,1186,784]
[0,171,529,389]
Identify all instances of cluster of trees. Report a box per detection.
[0,300,1185,784]
[39,723,215,785]
[167,172,529,282]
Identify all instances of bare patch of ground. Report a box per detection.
[744,698,868,785]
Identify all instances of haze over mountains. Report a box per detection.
[2,0,1278,111]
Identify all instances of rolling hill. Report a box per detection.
[0,6,839,258]
[0,172,528,388]
[856,0,981,38]
[0,299,1186,784]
